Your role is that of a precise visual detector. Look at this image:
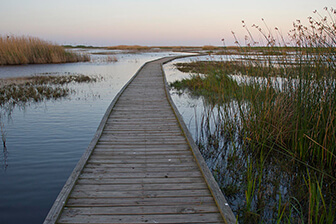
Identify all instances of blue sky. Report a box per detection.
[0,0,334,46]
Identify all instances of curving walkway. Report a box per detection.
[44,56,236,224]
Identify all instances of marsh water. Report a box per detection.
[2,50,328,223]
[2,50,314,223]
[0,51,202,224]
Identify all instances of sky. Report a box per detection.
[0,0,334,46]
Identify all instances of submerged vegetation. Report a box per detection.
[171,8,335,223]
[0,36,90,65]
[0,73,99,170]
[0,74,99,106]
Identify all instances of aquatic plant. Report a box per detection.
[171,7,336,223]
[0,36,90,65]
[0,74,99,106]
[106,56,118,63]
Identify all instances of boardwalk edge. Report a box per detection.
[44,55,237,224]
[161,56,238,224]
[43,60,152,224]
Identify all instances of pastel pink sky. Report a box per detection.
[0,0,334,46]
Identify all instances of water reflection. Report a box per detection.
[2,145,8,171]
[0,50,188,224]
[0,116,8,170]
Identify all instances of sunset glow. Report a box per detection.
[0,0,334,46]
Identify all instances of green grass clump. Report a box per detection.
[0,36,90,65]
[171,7,336,223]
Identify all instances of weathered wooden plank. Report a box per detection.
[115,102,171,105]
[79,171,202,179]
[97,139,187,144]
[111,104,173,108]
[103,125,182,129]
[104,117,178,121]
[70,189,213,198]
[107,113,176,117]
[77,177,203,185]
[66,196,215,207]
[61,204,219,216]
[105,122,180,125]
[105,121,176,125]
[98,133,185,137]
[96,142,188,147]
[82,166,199,174]
[100,131,183,135]
[73,182,208,191]
[99,132,183,136]
[89,151,192,156]
[89,152,193,158]
[104,127,182,131]
[84,162,197,169]
[84,161,196,168]
[102,127,182,132]
[88,156,195,163]
[91,150,192,156]
[110,108,175,112]
[57,213,224,224]
[86,158,196,165]
[106,119,178,123]
[94,145,190,150]
[93,146,190,151]
[101,131,184,136]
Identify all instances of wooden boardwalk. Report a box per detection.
[44,56,236,224]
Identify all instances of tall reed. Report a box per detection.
[171,7,336,223]
[0,35,89,65]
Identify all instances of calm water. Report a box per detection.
[2,51,313,223]
[0,50,195,224]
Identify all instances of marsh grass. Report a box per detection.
[0,36,90,65]
[171,8,336,223]
[106,56,118,63]
[0,74,99,106]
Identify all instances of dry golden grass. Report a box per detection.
[106,45,151,51]
[0,35,89,65]
[202,45,221,50]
